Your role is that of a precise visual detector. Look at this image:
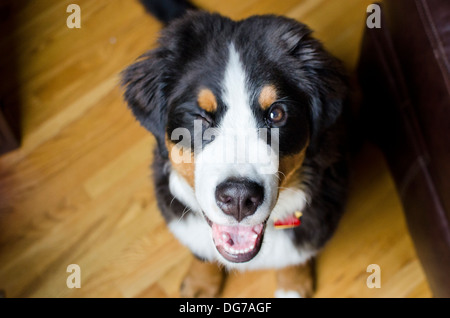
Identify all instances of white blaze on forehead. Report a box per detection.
[220,44,257,130]
[194,44,279,226]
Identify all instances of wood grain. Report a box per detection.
[0,0,431,298]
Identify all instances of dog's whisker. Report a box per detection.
[177,206,192,223]
[276,96,294,104]
[277,186,310,209]
[277,186,304,195]
[169,196,177,208]
[275,170,286,182]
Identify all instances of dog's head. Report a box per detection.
[122,13,346,264]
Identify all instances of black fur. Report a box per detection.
[139,0,196,25]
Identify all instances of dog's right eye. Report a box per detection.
[266,103,288,127]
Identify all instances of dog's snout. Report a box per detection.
[215,179,264,222]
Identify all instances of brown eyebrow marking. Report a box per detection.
[259,84,278,110]
[197,88,218,113]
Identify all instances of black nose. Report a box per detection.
[215,179,264,222]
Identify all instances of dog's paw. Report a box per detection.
[180,258,225,298]
[274,289,303,298]
[275,259,315,298]
[180,275,222,298]
[274,282,313,298]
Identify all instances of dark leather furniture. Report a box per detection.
[0,106,19,155]
[357,0,450,297]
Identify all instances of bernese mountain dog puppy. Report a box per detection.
[122,0,349,298]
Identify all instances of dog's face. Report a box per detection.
[123,13,346,264]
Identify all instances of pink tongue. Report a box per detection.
[212,223,263,252]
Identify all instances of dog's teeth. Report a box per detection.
[244,248,249,253]
[252,233,258,240]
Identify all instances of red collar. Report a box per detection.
[274,211,302,230]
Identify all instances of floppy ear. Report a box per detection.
[305,53,347,142]
[278,21,348,149]
[122,49,169,158]
[294,36,347,149]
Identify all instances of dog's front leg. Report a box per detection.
[180,257,226,298]
[275,258,316,298]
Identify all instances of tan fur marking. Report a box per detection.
[259,85,278,110]
[165,134,195,188]
[197,88,217,113]
[180,258,226,298]
[276,258,315,298]
[278,142,308,188]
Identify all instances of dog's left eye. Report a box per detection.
[266,103,287,127]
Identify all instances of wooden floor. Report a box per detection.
[0,0,432,298]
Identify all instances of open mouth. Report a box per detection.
[203,213,266,263]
